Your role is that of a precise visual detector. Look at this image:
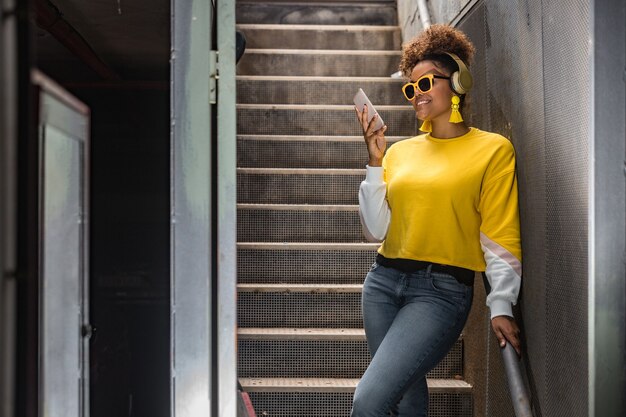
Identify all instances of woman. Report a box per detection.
[352,24,522,416]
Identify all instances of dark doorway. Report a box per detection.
[34,2,171,416]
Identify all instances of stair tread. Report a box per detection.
[238,167,365,174]
[237,75,405,82]
[236,24,400,31]
[238,327,366,340]
[238,242,380,250]
[237,134,406,142]
[238,203,358,211]
[238,283,362,292]
[240,377,472,393]
[245,48,401,55]
[237,103,409,110]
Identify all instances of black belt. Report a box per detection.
[375,254,474,286]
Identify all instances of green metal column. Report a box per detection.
[171,0,213,415]
[216,0,237,415]
[171,0,237,415]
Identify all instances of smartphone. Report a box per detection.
[353,88,385,132]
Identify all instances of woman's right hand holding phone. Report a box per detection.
[355,104,387,167]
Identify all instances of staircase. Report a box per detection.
[235,1,473,415]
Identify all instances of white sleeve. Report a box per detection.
[480,232,522,319]
[358,165,391,242]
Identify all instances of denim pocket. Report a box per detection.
[430,272,467,295]
[368,261,381,272]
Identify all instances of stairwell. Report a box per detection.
[236,1,473,415]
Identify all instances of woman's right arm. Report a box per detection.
[355,104,390,242]
[359,166,390,242]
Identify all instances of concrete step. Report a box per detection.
[237,204,364,243]
[236,24,401,50]
[237,135,406,169]
[236,76,407,105]
[237,49,402,77]
[238,328,464,379]
[236,104,417,137]
[237,169,362,204]
[236,2,398,26]
[244,380,472,417]
[237,242,379,284]
[237,283,362,328]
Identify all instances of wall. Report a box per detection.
[396,0,472,43]
[70,87,171,417]
[399,1,603,416]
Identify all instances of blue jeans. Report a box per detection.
[351,262,474,417]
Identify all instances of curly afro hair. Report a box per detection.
[399,24,476,79]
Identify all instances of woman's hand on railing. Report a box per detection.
[491,315,521,355]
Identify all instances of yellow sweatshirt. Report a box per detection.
[359,127,522,318]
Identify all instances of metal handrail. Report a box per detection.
[501,343,533,417]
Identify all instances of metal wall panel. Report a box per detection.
[216,0,238,415]
[170,0,212,415]
[34,72,91,417]
[0,0,18,414]
[40,125,83,417]
[458,0,591,415]
[589,1,626,416]
[542,2,590,416]
[485,0,549,415]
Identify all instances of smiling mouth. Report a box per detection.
[416,98,431,106]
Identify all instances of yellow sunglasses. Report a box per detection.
[402,74,450,101]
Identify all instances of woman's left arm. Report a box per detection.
[479,142,523,354]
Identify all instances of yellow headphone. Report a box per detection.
[444,52,473,95]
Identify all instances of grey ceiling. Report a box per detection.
[36,0,170,83]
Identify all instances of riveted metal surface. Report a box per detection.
[237,172,362,204]
[236,106,417,136]
[237,292,363,328]
[237,249,376,284]
[236,77,407,105]
[238,339,463,379]
[248,392,472,417]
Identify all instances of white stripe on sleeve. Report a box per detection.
[480,232,522,319]
[358,165,390,242]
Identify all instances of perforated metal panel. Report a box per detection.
[238,339,464,379]
[542,2,590,416]
[237,26,401,51]
[236,78,407,105]
[457,0,591,416]
[236,2,398,26]
[237,172,362,204]
[237,249,376,284]
[237,51,401,77]
[248,392,472,417]
[237,209,363,242]
[238,139,369,169]
[236,107,417,137]
[237,292,363,328]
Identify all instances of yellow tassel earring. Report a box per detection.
[419,120,432,132]
[449,95,464,123]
